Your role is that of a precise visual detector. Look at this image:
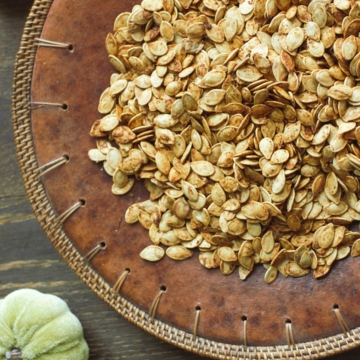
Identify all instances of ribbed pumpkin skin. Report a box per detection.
[0,289,89,360]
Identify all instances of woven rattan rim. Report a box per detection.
[10,1,360,358]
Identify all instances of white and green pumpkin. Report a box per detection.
[0,289,89,360]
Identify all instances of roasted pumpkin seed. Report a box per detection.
[89,0,360,284]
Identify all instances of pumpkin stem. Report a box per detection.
[5,349,22,359]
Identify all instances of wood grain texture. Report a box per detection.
[1,0,360,359]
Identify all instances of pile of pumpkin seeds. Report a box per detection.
[89,0,360,283]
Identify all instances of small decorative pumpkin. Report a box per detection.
[0,289,89,360]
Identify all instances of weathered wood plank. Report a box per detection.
[0,259,60,272]
[0,196,34,224]
[0,0,35,200]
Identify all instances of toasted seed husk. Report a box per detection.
[285,262,310,277]
[286,28,304,51]
[237,66,263,82]
[191,161,215,176]
[166,245,193,260]
[261,230,274,253]
[264,265,278,284]
[140,245,165,261]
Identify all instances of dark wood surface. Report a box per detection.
[1,1,360,359]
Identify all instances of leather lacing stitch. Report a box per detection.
[80,242,106,267]
[36,37,72,49]
[36,156,69,178]
[285,321,296,348]
[243,316,248,348]
[148,288,165,323]
[113,270,130,296]
[333,305,350,334]
[58,200,84,224]
[29,101,68,110]
[193,307,201,338]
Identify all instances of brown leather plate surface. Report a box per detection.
[30,0,360,348]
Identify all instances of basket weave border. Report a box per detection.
[11,0,360,358]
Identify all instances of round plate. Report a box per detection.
[13,0,360,358]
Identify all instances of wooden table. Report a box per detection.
[1,1,360,359]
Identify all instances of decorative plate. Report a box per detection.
[12,0,360,358]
